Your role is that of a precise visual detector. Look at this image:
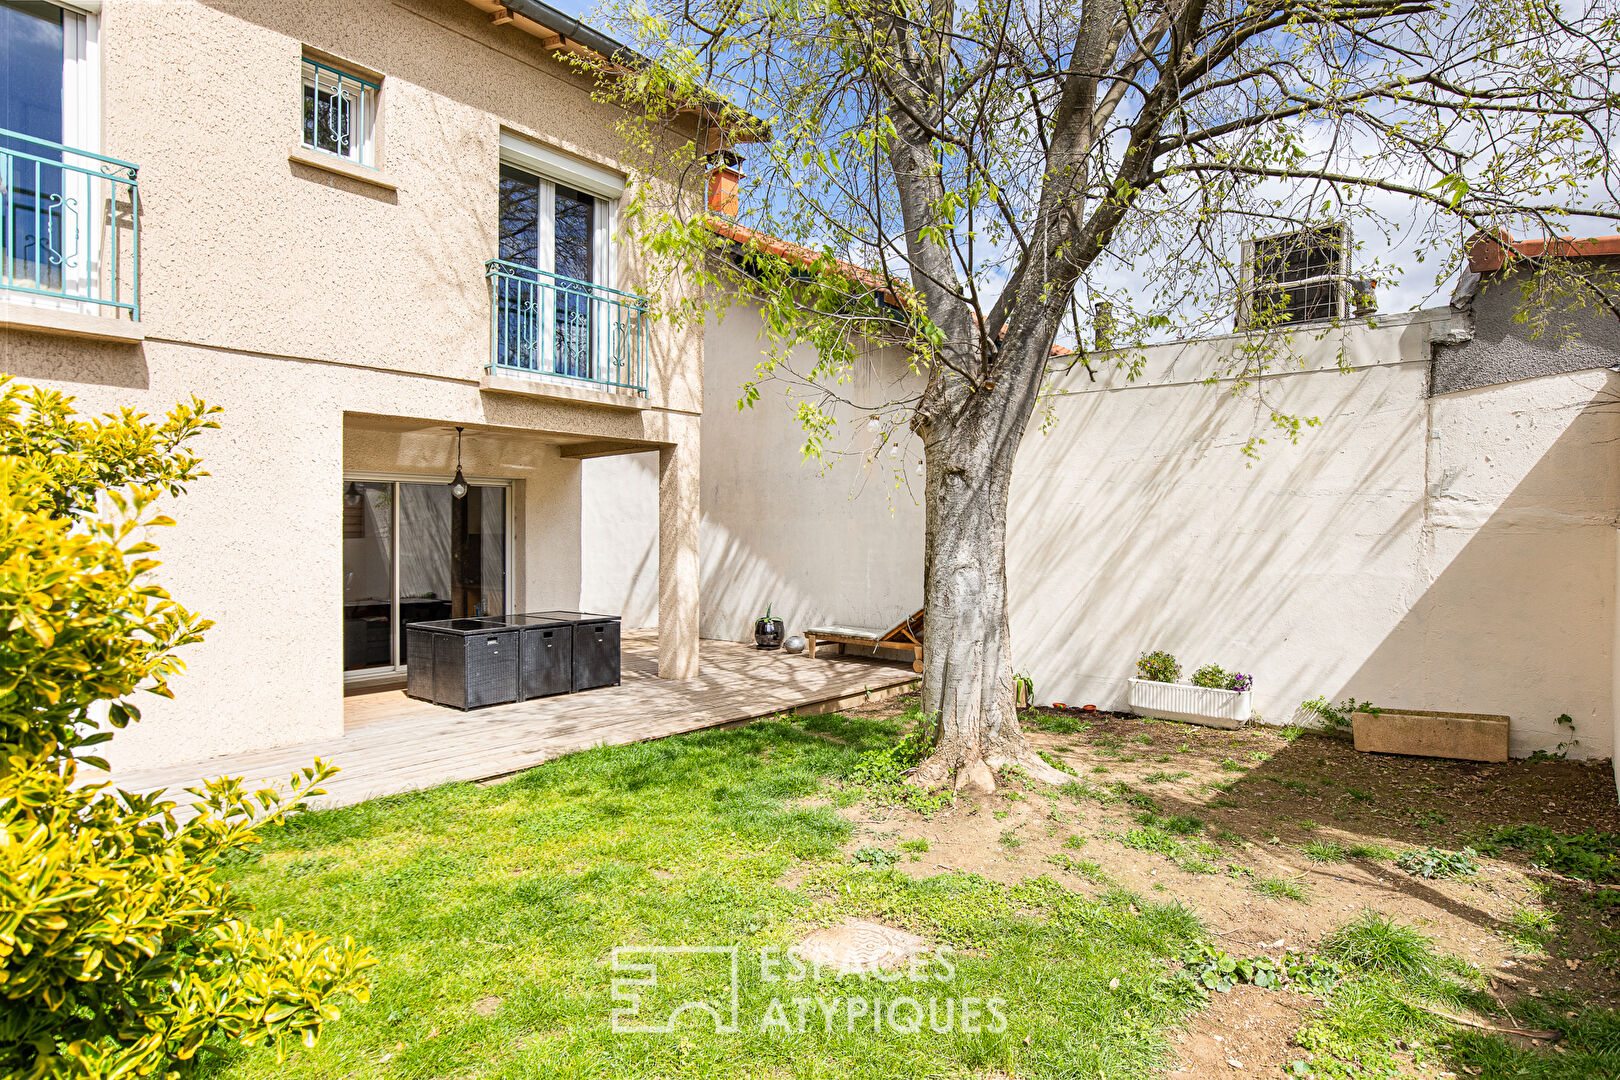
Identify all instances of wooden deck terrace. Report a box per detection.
[104,630,918,810]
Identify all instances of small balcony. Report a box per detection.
[485,260,649,398]
[1,129,139,322]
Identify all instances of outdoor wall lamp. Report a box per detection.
[450,426,469,500]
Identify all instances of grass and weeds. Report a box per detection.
[1140,770,1191,784]
[1036,749,1076,776]
[202,702,1620,1080]
[842,718,953,814]
[1251,876,1309,903]
[1344,840,1396,861]
[1176,942,1341,996]
[1023,710,1092,736]
[1501,906,1556,952]
[206,711,1210,1079]
[1395,846,1480,880]
[1301,840,1347,864]
[1474,824,1620,882]
[1120,812,1224,874]
[851,845,900,868]
[1047,852,1112,885]
[1291,911,1618,1078]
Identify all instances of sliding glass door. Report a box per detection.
[342,478,509,674]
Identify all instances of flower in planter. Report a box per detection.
[1190,663,1230,689]
[1136,650,1181,683]
[1227,672,1253,693]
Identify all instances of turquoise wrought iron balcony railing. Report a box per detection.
[486,259,648,395]
[1,129,139,318]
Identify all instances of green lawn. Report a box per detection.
[204,710,1620,1079]
[205,712,1203,1079]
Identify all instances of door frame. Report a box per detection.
[342,471,516,684]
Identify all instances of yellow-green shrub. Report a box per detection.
[0,379,374,1078]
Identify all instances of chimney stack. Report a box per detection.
[1093,302,1115,350]
[707,164,742,217]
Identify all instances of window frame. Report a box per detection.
[1238,223,1353,330]
[300,55,379,168]
[497,132,621,292]
[2,2,107,314]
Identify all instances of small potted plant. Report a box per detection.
[1013,671,1034,709]
[754,603,785,649]
[1127,651,1252,729]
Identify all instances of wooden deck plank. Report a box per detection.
[103,632,916,810]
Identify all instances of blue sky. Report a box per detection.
[541,0,600,21]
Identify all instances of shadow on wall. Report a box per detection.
[1009,359,1425,727]
[0,332,149,390]
[578,435,927,642]
[1345,376,1619,757]
[1007,357,1618,760]
[693,319,928,642]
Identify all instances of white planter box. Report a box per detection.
[1127,678,1251,729]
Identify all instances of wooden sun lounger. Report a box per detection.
[804,610,924,673]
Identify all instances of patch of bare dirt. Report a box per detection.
[1168,984,1315,1075]
[828,701,1620,1077]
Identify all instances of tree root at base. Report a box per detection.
[905,748,1072,794]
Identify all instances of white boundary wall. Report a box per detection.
[1007,309,1620,760]
[583,303,1620,764]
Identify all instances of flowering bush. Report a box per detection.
[1189,663,1229,689]
[1227,672,1253,692]
[1136,650,1181,682]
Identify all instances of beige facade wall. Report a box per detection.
[580,452,661,628]
[574,302,928,642]
[1,0,705,771]
[1008,310,1620,760]
[694,303,926,641]
[97,0,703,413]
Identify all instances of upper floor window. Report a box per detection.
[1,3,138,319]
[1239,224,1351,328]
[2,2,98,154]
[495,132,622,288]
[301,55,377,167]
[491,132,635,386]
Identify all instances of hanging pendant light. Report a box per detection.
[450,426,470,500]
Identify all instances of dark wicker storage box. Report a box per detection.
[403,618,518,710]
[529,611,622,691]
[404,611,621,710]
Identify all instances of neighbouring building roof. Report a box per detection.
[1466,231,1620,273]
[705,216,904,306]
[703,215,1078,359]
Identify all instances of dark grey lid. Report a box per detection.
[404,617,517,635]
[526,610,620,623]
[494,614,573,627]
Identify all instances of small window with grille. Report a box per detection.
[1239,225,1351,329]
[301,55,378,167]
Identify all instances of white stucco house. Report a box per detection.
[2,0,1617,793]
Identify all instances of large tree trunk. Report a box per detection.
[907,382,1071,794]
